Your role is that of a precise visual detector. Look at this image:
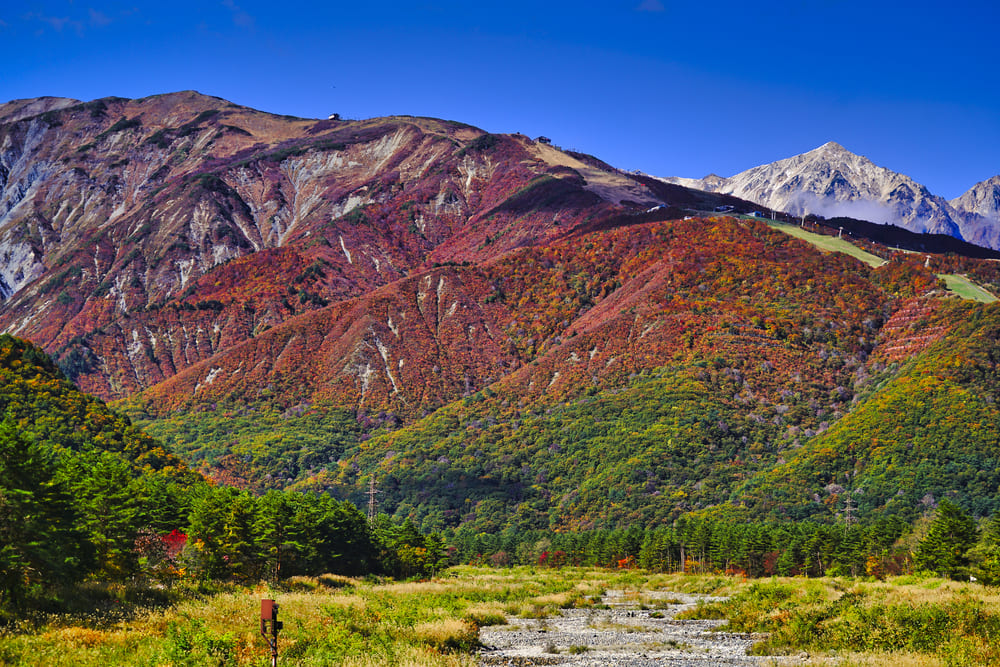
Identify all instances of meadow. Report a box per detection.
[1,567,997,666]
[765,220,887,268]
[938,273,998,303]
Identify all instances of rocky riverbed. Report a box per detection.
[478,589,807,666]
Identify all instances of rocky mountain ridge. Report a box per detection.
[0,91,692,406]
[659,142,1000,249]
[952,175,1000,222]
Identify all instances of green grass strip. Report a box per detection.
[764,220,886,268]
[938,273,998,303]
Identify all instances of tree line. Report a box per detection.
[448,500,1000,583]
[0,419,445,615]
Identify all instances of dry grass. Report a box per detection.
[530,592,575,607]
[338,646,476,667]
[860,578,1000,606]
[3,568,997,666]
[411,618,479,650]
[40,627,128,648]
[463,602,508,627]
[587,619,646,633]
[831,653,944,667]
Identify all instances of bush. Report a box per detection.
[165,618,236,667]
[412,619,479,652]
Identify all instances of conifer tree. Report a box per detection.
[0,421,85,610]
[967,511,1000,584]
[914,499,978,578]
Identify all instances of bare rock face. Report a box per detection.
[0,91,668,405]
[953,175,1000,220]
[660,142,1000,248]
[0,97,80,124]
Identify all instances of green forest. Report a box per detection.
[0,334,444,615]
[5,331,1000,624]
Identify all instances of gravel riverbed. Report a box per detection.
[478,590,806,666]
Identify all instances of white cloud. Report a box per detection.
[788,191,900,226]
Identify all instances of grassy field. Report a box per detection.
[938,274,998,303]
[680,574,1000,666]
[1,569,998,666]
[763,220,886,268]
[762,220,999,304]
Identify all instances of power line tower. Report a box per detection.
[844,492,857,526]
[366,476,379,523]
[842,465,859,526]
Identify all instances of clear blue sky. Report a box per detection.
[3,1,998,199]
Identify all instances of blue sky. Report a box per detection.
[3,1,998,199]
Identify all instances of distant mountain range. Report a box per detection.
[660,141,1000,250]
[4,92,1000,531]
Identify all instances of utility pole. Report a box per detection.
[367,476,379,523]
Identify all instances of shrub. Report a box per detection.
[412,619,479,652]
[165,618,236,667]
[464,134,501,153]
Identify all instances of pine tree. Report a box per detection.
[914,499,978,578]
[0,421,86,610]
[62,450,144,579]
[967,511,1000,584]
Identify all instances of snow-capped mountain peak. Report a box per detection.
[657,142,1000,246]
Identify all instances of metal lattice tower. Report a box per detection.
[366,476,379,523]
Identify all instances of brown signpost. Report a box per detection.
[260,599,282,666]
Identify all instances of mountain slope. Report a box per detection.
[738,299,1000,521]
[953,176,1000,218]
[660,142,1000,249]
[0,92,671,402]
[5,92,1000,533]
[268,217,974,531]
[0,332,190,472]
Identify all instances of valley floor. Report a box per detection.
[1,568,996,666]
[478,589,782,666]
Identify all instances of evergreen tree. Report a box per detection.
[967,511,1000,584]
[914,499,978,578]
[0,421,86,611]
[61,450,144,579]
[186,486,250,579]
[308,494,375,575]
